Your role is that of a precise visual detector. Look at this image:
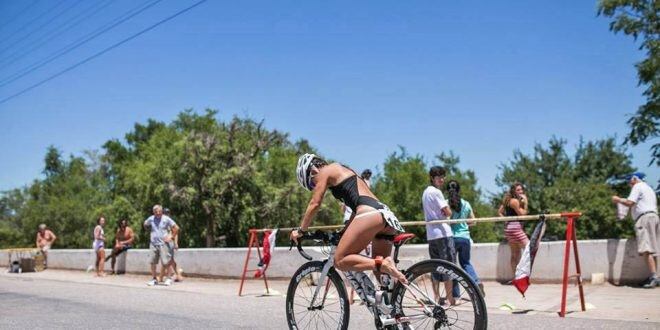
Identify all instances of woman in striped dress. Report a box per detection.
[498,182,529,282]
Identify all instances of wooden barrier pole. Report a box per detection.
[250,213,575,233]
[559,216,574,317]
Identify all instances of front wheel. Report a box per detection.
[391,259,487,329]
[286,260,350,330]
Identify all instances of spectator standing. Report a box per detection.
[144,205,178,286]
[35,224,56,269]
[612,172,659,288]
[93,217,106,277]
[498,182,529,282]
[422,166,455,305]
[446,180,484,298]
[105,219,135,274]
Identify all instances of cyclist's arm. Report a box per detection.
[299,170,330,231]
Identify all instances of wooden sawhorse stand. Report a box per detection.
[238,229,271,296]
[559,212,586,317]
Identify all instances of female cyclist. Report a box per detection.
[290,154,407,283]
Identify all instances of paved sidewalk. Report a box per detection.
[1,268,658,325]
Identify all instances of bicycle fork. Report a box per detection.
[307,251,336,308]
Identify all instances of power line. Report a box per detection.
[0,0,84,55]
[0,0,41,33]
[0,0,208,106]
[0,0,163,87]
[0,0,114,67]
[0,0,67,50]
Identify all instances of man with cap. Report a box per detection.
[612,172,659,288]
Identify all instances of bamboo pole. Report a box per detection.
[250,212,581,233]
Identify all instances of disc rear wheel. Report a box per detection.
[391,259,487,329]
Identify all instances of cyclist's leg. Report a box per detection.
[335,212,406,282]
[371,230,396,282]
[370,236,392,262]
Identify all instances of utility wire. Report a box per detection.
[0,0,41,33]
[0,0,208,105]
[0,0,66,50]
[0,0,163,87]
[0,0,84,55]
[0,0,114,67]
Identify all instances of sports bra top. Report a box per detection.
[329,172,382,213]
[504,205,518,217]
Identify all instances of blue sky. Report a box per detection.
[0,0,657,195]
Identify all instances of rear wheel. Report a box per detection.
[286,260,350,330]
[391,259,487,329]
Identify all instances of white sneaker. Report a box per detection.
[163,278,172,286]
[146,278,158,286]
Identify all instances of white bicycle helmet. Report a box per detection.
[296,153,317,190]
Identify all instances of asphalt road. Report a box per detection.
[0,273,657,329]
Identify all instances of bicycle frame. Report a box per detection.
[305,245,443,327]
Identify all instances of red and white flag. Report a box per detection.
[512,220,546,296]
[254,229,278,278]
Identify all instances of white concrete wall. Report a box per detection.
[0,239,650,284]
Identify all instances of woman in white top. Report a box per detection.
[93,217,106,277]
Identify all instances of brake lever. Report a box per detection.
[297,239,313,261]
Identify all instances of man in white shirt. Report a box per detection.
[422,166,456,305]
[612,172,659,288]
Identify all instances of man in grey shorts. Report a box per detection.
[143,204,179,286]
[612,172,659,288]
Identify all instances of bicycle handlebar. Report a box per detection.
[288,230,340,261]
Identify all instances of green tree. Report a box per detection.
[598,0,660,165]
[16,149,113,248]
[0,188,29,248]
[100,109,340,247]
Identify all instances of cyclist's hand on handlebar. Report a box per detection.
[290,229,303,244]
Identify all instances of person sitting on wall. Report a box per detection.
[105,219,135,275]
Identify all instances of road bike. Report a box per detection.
[285,230,487,329]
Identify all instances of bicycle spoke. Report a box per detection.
[321,309,340,327]
[318,309,332,330]
[297,308,312,325]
